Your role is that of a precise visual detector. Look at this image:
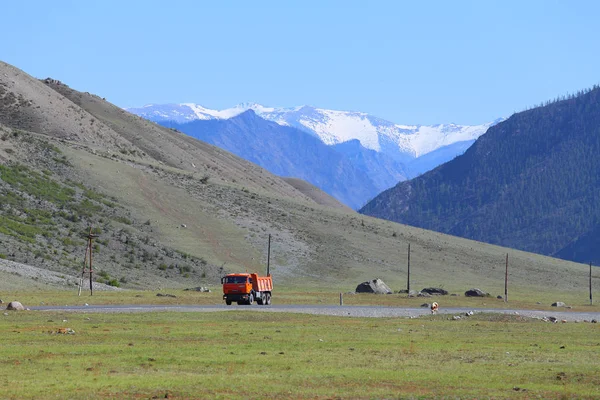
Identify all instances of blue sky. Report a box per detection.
[2,0,599,125]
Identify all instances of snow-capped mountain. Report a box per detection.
[127,103,500,167]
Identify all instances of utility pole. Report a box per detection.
[78,227,98,296]
[590,262,593,306]
[504,253,509,303]
[407,243,411,292]
[266,234,271,276]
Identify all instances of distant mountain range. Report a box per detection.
[128,103,500,208]
[158,111,407,209]
[128,103,499,164]
[361,86,600,264]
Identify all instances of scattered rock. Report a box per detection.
[184,287,211,292]
[547,316,558,323]
[591,319,597,323]
[355,278,392,294]
[156,293,177,298]
[465,311,474,316]
[420,287,448,295]
[452,315,461,320]
[420,303,430,308]
[6,301,24,311]
[417,292,432,297]
[56,328,75,335]
[551,302,566,307]
[465,288,487,297]
[497,295,504,300]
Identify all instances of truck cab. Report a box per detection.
[222,273,272,305]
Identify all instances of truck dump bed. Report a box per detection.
[251,273,273,293]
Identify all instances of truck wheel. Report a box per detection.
[265,293,271,305]
[225,300,232,305]
[257,295,264,305]
[247,294,254,305]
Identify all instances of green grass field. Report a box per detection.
[1,304,599,399]
[4,287,599,313]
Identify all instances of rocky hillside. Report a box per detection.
[361,86,600,264]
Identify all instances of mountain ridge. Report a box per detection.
[127,102,500,167]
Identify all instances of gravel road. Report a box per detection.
[30,304,600,322]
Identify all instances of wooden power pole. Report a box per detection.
[590,262,593,306]
[266,234,271,276]
[407,243,411,292]
[78,227,98,296]
[504,253,509,303]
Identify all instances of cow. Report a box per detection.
[430,302,439,314]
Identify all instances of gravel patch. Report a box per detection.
[31,304,600,322]
[0,258,121,291]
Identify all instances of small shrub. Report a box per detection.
[107,279,120,287]
[115,216,132,225]
[180,265,192,273]
[199,175,210,184]
[61,237,76,246]
[158,263,167,271]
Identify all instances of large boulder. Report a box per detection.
[6,301,25,311]
[551,302,566,307]
[420,287,448,295]
[355,278,392,294]
[465,288,488,297]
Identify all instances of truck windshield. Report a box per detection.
[225,276,247,284]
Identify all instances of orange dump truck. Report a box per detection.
[222,273,273,305]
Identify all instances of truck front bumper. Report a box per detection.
[223,293,250,302]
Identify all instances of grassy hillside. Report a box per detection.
[0,60,597,301]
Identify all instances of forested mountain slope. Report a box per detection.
[361,86,600,264]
